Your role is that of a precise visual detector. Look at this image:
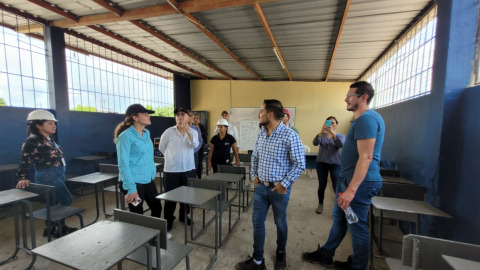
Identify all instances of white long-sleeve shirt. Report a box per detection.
[159,126,199,173]
[214,123,239,151]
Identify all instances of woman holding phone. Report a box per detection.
[114,104,166,228]
[16,110,77,238]
[312,116,345,214]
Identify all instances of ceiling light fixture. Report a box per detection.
[273,47,285,70]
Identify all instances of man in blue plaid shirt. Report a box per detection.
[237,99,305,270]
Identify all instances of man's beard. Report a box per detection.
[259,118,270,127]
[347,102,359,112]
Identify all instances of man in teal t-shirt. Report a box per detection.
[303,81,385,270]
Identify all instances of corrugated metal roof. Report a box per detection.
[2,0,434,81]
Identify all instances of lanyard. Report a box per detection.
[45,137,63,155]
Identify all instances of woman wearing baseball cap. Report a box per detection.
[114,104,166,233]
[16,110,77,238]
[208,119,240,173]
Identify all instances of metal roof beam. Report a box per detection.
[27,0,79,22]
[130,20,233,79]
[88,25,209,79]
[253,3,292,81]
[0,3,48,25]
[50,0,280,29]
[325,0,351,81]
[182,13,260,80]
[64,29,185,78]
[90,0,123,17]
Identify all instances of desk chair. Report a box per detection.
[94,151,112,164]
[188,178,236,247]
[24,183,85,242]
[115,210,193,270]
[217,165,252,211]
[372,183,427,252]
[99,164,124,210]
[385,234,480,270]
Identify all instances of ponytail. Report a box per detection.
[114,115,135,143]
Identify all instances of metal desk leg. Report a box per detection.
[379,210,384,252]
[143,243,152,270]
[114,179,119,209]
[0,203,20,266]
[101,182,112,218]
[23,200,36,270]
[87,184,100,226]
[184,204,188,245]
[369,204,374,270]
[416,215,420,235]
[156,234,161,270]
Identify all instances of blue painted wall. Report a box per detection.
[0,106,175,186]
[378,0,480,244]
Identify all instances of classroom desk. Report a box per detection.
[382,175,415,185]
[0,164,20,189]
[32,220,161,270]
[442,255,480,270]
[305,152,317,170]
[73,155,108,173]
[67,172,118,225]
[369,197,451,269]
[156,186,221,270]
[204,173,243,245]
[0,189,38,270]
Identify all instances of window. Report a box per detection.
[360,6,437,109]
[65,34,174,117]
[0,11,50,108]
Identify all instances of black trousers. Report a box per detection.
[119,180,162,218]
[211,159,229,173]
[197,150,204,179]
[163,169,196,223]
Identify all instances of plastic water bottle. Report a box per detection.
[338,193,358,224]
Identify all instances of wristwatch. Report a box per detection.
[187,130,192,135]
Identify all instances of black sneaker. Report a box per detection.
[42,226,56,237]
[236,256,267,270]
[179,217,194,226]
[275,250,286,270]
[53,226,78,238]
[302,245,333,268]
[334,256,358,270]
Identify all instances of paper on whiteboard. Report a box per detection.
[240,121,260,152]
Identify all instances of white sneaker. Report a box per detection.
[167,233,173,240]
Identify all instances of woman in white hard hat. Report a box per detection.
[16,110,77,238]
[208,119,240,173]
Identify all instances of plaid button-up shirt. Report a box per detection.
[251,122,306,188]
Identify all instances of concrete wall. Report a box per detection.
[191,80,353,151]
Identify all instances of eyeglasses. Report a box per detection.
[282,114,288,118]
[345,94,363,98]
[138,112,150,116]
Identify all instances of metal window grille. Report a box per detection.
[474,2,480,85]
[0,10,50,108]
[360,6,437,109]
[65,34,174,117]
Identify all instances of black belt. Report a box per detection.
[258,180,280,187]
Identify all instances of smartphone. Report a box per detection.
[325,120,332,127]
[131,196,142,206]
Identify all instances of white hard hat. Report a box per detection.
[27,110,57,122]
[216,119,229,126]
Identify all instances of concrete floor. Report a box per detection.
[0,173,401,270]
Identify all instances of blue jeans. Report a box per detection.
[321,177,381,270]
[316,162,341,205]
[252,183,291,261]
[35,167,73,226]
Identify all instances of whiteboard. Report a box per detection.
[230,107,296,152]
[239,121,260,151]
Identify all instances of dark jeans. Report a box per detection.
[197,150,204,179]
[316,162,341,205]
[35,166,72,226]
[252,183,291,261]
[211,158,229,173]
[163,170,196,223]
[119,180,162,218]
[321,177,382,270]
